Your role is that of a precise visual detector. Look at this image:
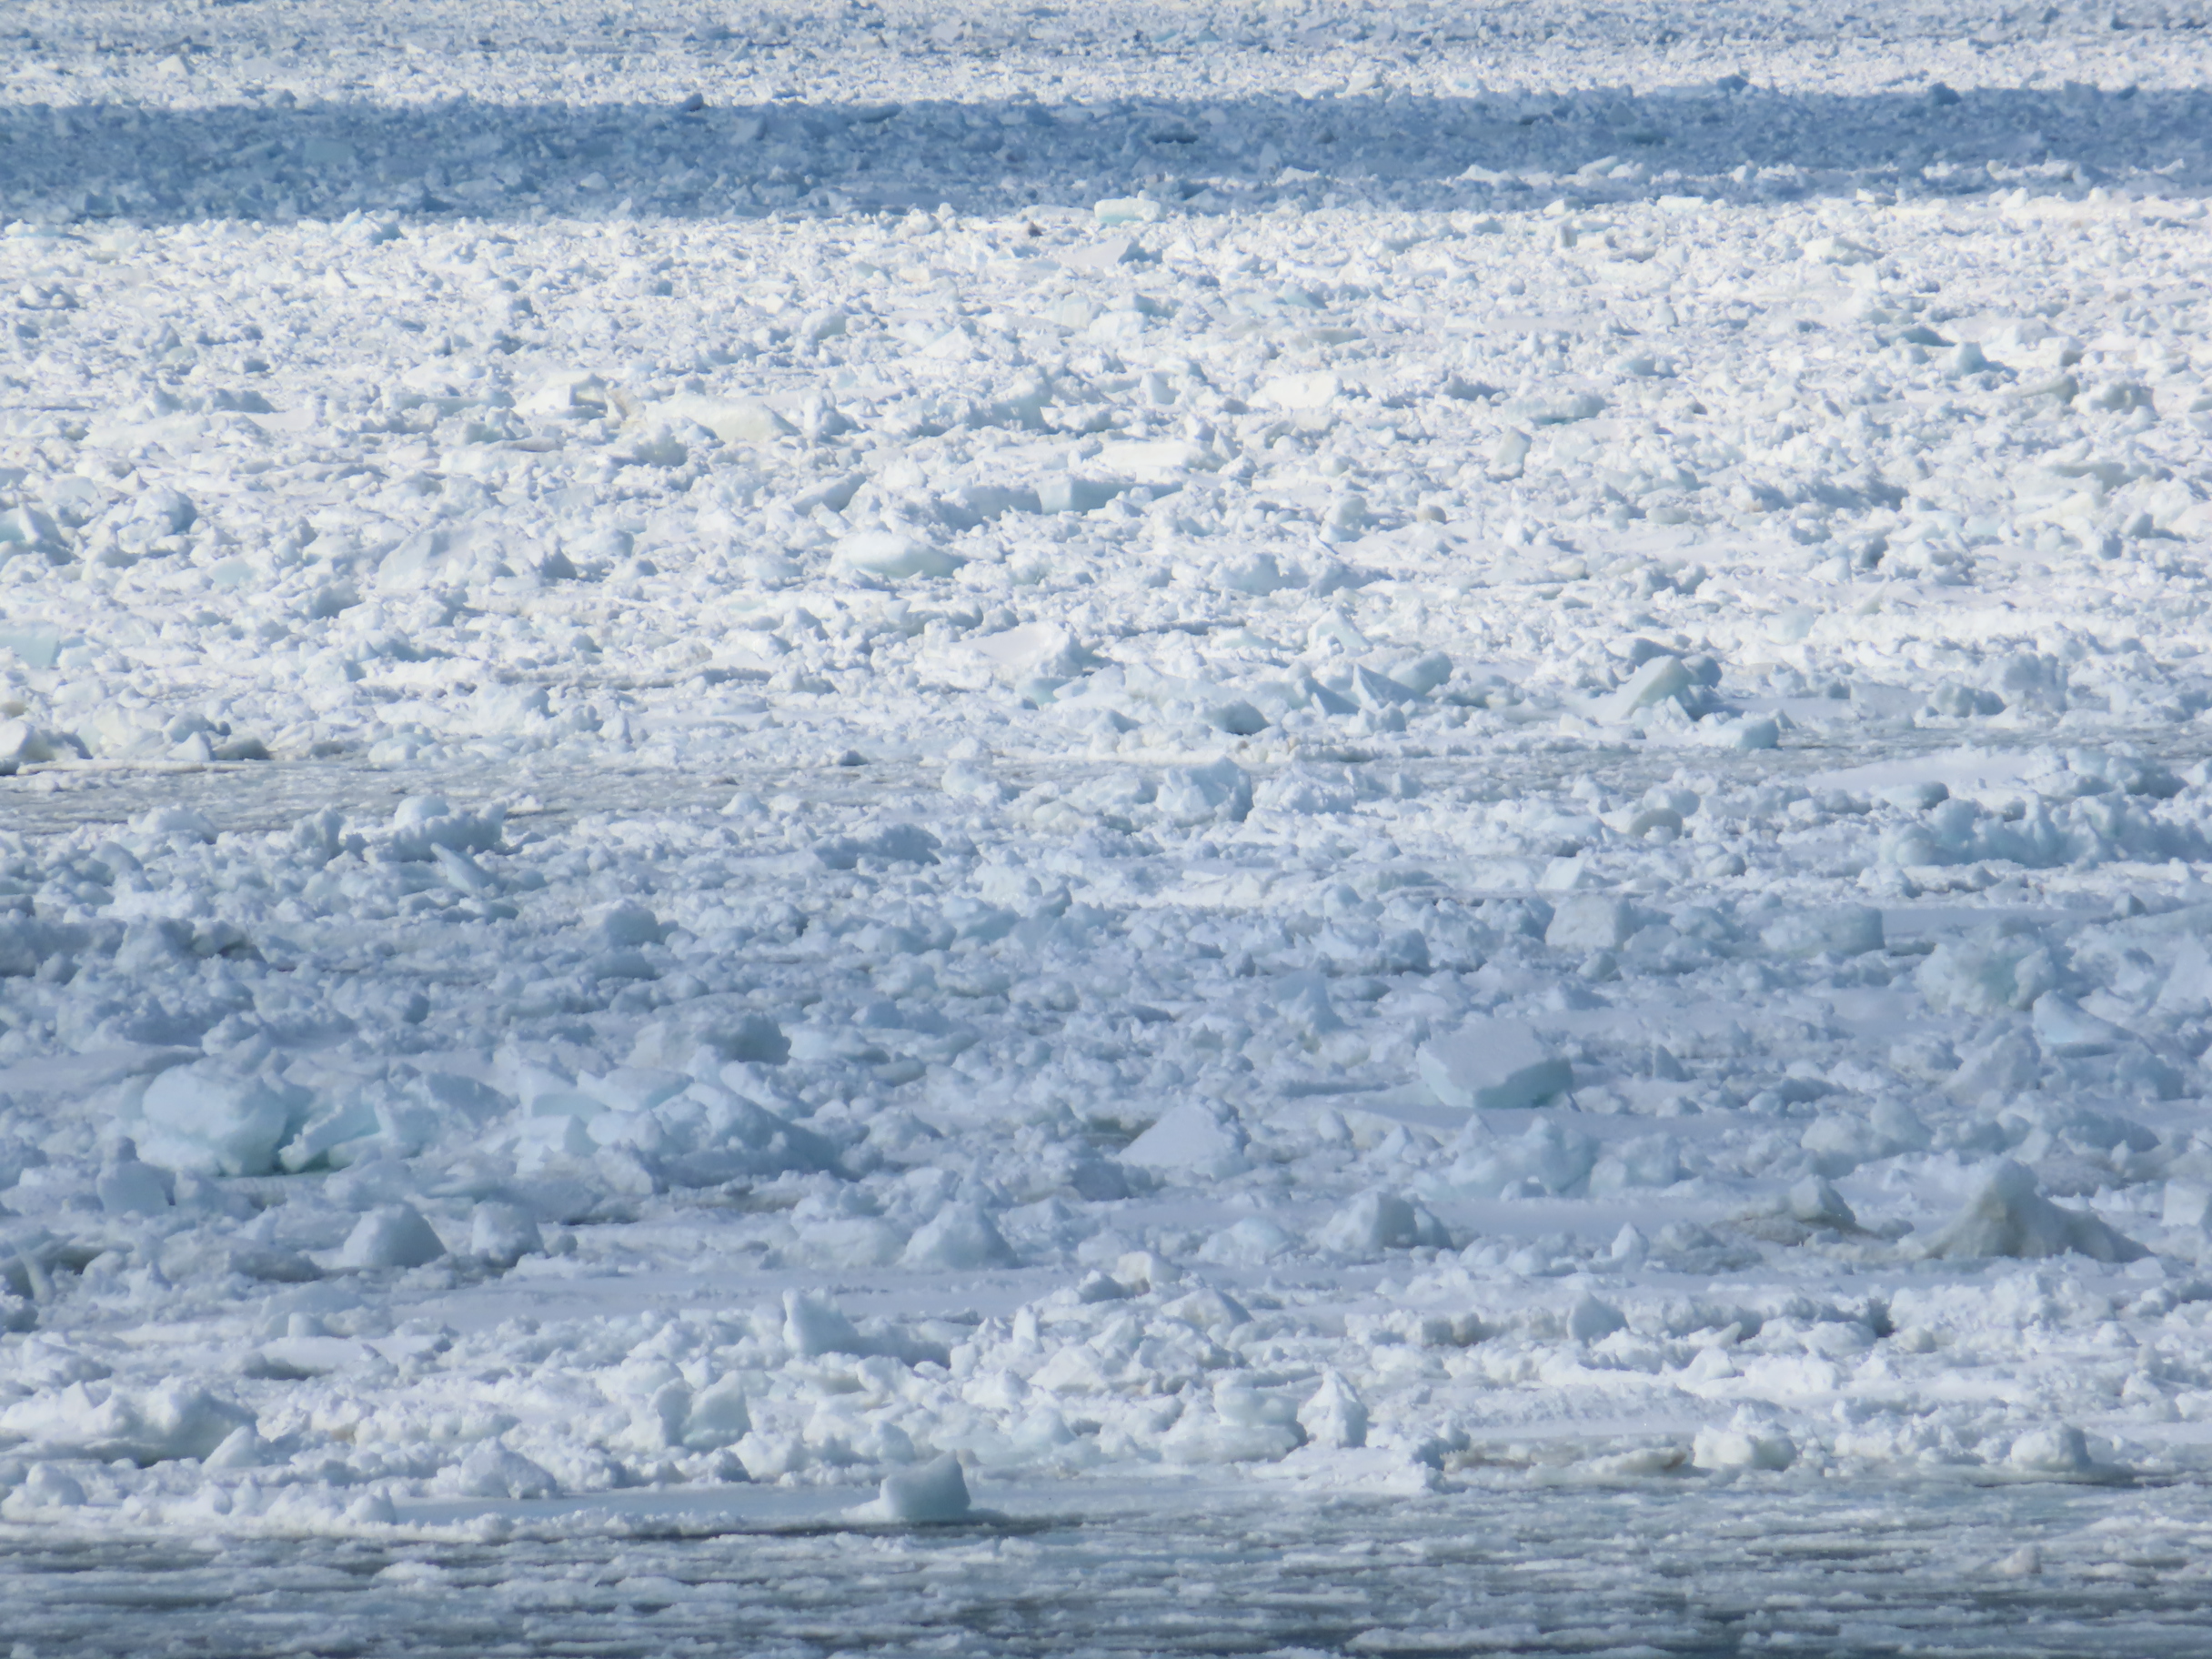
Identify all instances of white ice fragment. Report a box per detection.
[659,394,796,444]
[1538,857,1594,892]
[1388,651,1454,695]
[450,1443,558,1500]
[857,1453,971,1523]
[0,719,62,775]
[833,530,962,580]
[1692,1420,1796,1472]
[469,1201,543,1267]
[519,370,611,418]
[1349,664,1417,707]
[783,1290,864,1358]
[337,1203,449,1270]
[2029,993,2129,1058]
[2164,1181,2212,1231]
[96,1139,173,1215]
[1760,906,1885,958]
[1156,758,1252,825]
[682,1377,753,1449]
[0,1382,252,1464]
[1920,937,2059,1018]
[2007,1424,2094,1476]
[1946,341,1990,377]
[1786,1175,1857,1230]
[1296,1371,1369,1449]
[1256,371,1340,411]
[204,1425,269,1469]
[0,1463,86,1516]
[592,903,665,948]
[1921,1160,2145,1262]
[132,804,218,842]
[1093,196,1162,226]
[1121,1101,1248,1179]
[1567,1293,1627,1342]
[1704,715,1779,751]
[900,1201,1017,1269]
[1802,235,1879,265]
[1418,1018,1573,1111]
[1446,1116,1597,1196]
[2154,936,2212,1016]
[1595,655,1694,723]
[1318,1191,1452,1256]
[138,1065,296,1178]
[964,622,1089,685]
[1094,437,1209,479]
[1200,1215,1297,1264]
[1544,895,1636,952]
[387,797,504,861]
[1060,236,1143,271]
[1037,476,1127,514]
[1948,1030,2043,1101]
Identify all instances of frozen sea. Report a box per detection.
[4,0,2212,1650]
[14,1480,2212,1657]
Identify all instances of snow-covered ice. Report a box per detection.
[5,0,2212,1639]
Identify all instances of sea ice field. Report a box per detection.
[4,0,2212,1649]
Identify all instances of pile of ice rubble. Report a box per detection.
[4,0,2212,1538]
[5,776,2212,1529]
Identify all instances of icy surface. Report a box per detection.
[4,0,2212,1633]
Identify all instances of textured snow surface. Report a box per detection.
[5,0,2212,1607]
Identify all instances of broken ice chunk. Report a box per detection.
[1318,1190,1452,1256]
[1692,1417,1796,1471]
[1786,1175,1857,1230]
[2164,1181,2212,1231]
[1759,906,1884,958]
[1567,1293,1626,1341]
[900,1201,1017,1269]
[1920,1160,2144,1262]
[783,1290,864,1358]
[1297,1371,1368,1449]
[1038,476,1128,514]
[832,531,961,580]
[855,1453,971,1523]
[1418,1019,1573,1111]
[1121,1101,1248,1179]
[1093,196,1162,226]
[138,1065,297,1178]
[660,395,796,444]
[1060,236,1143,272]
[1594,654,1694,723]
[1257,370,1340,411]
[469,1201,544,1267]
[1544,895,1636,953]
[337,1202,449,1270]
